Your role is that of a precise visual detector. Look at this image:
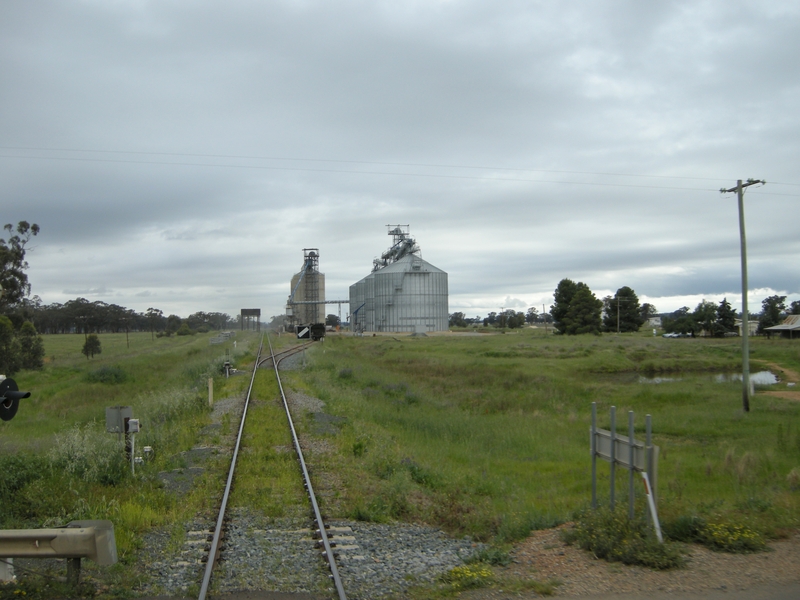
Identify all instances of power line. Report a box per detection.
[0,153,724,193]
[3,147,798,195]
[5,144,798,185]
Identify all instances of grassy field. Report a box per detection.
[0,330,262,586]
[2,327,799,595]
[288,329,800,543]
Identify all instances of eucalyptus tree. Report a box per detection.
[0,221,39,313]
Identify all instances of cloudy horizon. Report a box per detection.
[3,1,798,322]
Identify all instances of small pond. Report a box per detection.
[638,371,778,385]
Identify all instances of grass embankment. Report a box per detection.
[287,330,800,545]
[0,330,261,591]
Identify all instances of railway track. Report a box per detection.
[197,335,347,600]
[138,333,478,598]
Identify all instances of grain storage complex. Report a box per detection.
[349,226,448,333]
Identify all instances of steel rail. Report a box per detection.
[197,335,264,600]
[256,341,312,369]
[266,334,348,600]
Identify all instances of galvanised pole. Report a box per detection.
[628,411,635,520]
[736,181,751,413]
[610,406,616,509]
[721,179,764,413]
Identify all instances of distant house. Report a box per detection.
[735,319,759,336]
[764,315,800,339]
[646,316,662,328]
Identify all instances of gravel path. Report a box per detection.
[460,525,800,599]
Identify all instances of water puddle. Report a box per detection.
[712,371,779,385]
[638,371,778,385]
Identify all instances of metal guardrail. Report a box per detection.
[0,520,117,584]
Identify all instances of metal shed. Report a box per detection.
[764,315,800,339]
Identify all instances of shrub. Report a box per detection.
[352,439,367,457]
[18,321,45,370]
[440,565,493,590]
[0,454,48,525]
[663,515,706,543]
[700,522,766,553]
[86,365,128,384]
[562,507,685,569]
[664,514,766,553]
[81,334,102,359]
[466,546,512,566]
[496,512,561,543]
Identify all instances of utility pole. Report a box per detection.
[543,304,548,335]
[720,178,764,413]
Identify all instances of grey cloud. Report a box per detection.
[2,1,799,318]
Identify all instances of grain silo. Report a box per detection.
[349,226,448,333]
[288,248,326,325]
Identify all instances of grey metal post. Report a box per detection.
[736,180,751,412]
[591,402,597,509]
[610,406,616,509]
[646,414,652,523]
[628,411,635,520]
[721,179,764,412]
[67,558,81,586]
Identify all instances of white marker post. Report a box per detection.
[642,472,663,543]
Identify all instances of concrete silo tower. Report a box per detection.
[288,248,326,326]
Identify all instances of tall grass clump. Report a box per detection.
[562,507,685,569]
[85,365,128,384]
[0,454,49,526]
[48,422,128,485]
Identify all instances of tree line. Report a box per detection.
[9,296,236,337]
[450,279,800,336]
[662,295,800,337]
[0,220,238,375]
[449,308,553,329]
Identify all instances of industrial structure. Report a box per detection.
[349,226,448,333]
[287,249,326,327]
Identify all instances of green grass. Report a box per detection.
[4,327,800,595]
[229,367,309,517]
[0,329,261,591]
[288,330,800,543]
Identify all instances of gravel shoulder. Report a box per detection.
[461,525,800,599]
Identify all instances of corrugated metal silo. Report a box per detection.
[349,227,448,333]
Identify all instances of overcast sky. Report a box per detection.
[2,1,798,322]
